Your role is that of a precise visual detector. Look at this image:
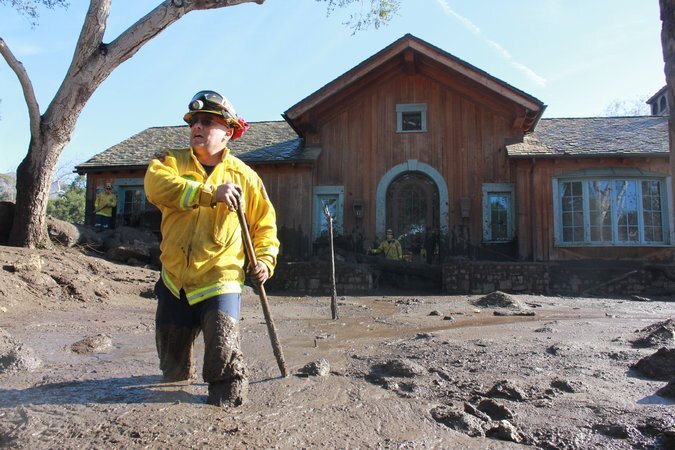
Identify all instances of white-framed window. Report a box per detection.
[552,171,671,246]
[313,186,344,239]
[482,183,515,242]
[396,103,427,133]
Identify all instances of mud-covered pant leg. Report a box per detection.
[154,279,199,382]
[200,294,247,406]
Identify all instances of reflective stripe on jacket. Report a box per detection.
[144,147,279,305]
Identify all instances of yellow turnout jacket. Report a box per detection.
[144,147,279,305]
[94,191,117,217]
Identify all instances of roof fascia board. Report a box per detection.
[285,34,544,121]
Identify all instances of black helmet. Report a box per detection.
[183,90,242,128]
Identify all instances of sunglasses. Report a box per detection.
[188,114,228,128]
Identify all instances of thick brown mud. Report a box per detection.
[0,246,674,448]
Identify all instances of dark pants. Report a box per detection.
[154,279,246,385]
[95,214,113,230]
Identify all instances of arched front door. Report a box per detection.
[386,172,439,257]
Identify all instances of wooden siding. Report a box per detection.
[307,70,522,256]
[253,164,314,260]
[513,157,674,262]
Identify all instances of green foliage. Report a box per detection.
[47,175,85,224]
[0,173,16,202]
[0,0,69,26]
[317,0,400,33]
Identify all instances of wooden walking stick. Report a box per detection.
[322,203,339,320]
[236,204,288,378]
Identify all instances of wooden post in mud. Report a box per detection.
[236,205,288,378]
[322,204,339,320]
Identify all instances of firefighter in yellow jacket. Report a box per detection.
[370,229,403,260]
[94,183,117,230]
[144,90,279,407]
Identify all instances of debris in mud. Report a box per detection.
[374,358,426,378]
[442,315,454,321]
[484,380,527,401]
[476,398,514,420]
[486,419,522,443]
[0,328,41,374]
[534,325,556,333]
[632,347,675,380]
[656,378,675,399]
[298,358,330,377]
[462,402,491,422]
[68,334,113,354]
[395,298,424,306]
[474,291,524,309]
[592,423,632,439]
[631,318,675,348]
[550,377,585,393]
[493,310,535,317]
[546,342,582,356]
[428,310,440,316]
[415,332,434,340]
[430,405,486,437]
[3,253,41,273]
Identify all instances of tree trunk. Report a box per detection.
[10,133,66,247]
[661,0,675,222]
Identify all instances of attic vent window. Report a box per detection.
[396,103,427,133]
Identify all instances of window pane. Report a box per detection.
[319,196,338,234]
[642,181,664,242]
[560,181,584,242]
[615,180,639,242]
[587,181,612,242]
[489,193,510,240]
[401,112,422,131]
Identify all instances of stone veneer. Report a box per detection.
[267,260,675,296]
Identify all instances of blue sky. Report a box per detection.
[0,0,665,174]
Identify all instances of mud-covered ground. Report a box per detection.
[0,245,674,449]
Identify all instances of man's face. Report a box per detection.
[188,113,233,153]
[386,232,393,240]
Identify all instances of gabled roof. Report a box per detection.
[506,116,669,158]
[76,121,313,173]
[647,85,668,105]
[284,33,546,133]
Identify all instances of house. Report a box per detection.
[647,85,670,116]
[76,34,673,270]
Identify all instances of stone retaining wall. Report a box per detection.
[268,260,675,296]
[267,261,374,295]
[443,261,675,296]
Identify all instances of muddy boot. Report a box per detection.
[207,377,248,407]
[155,325,199,383]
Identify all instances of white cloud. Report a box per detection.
[6,41,43,56]
[433,0,547,87]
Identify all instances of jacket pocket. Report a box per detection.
[212,205,240,248]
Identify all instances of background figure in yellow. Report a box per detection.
[370,229,403,260]
[94,183,117,230]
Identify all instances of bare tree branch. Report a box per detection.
[0,37,41,144]
[68,0,111,73]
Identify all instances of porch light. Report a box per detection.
[353,199,364,219]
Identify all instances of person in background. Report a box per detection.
[94,183,117,230]
[370,228,403,260]
[144,90,279,407]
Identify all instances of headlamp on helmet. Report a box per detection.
[184,90,238,124]
[183,90,249,140]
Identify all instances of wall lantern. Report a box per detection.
[459,196,471,218]
[353,199,364,219]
